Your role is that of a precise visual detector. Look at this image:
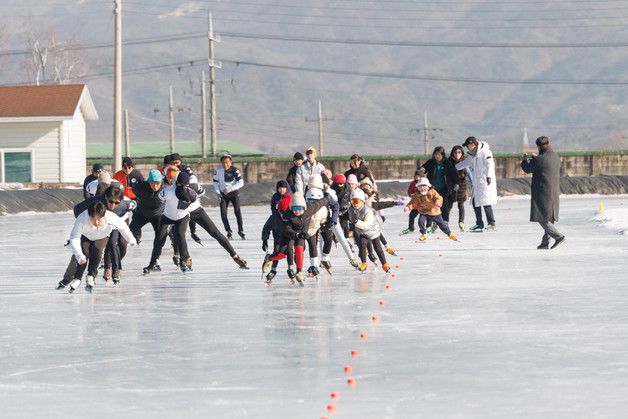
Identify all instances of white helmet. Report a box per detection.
[417,177,431,188]
[308,174,325,190]
[306,188,324,202]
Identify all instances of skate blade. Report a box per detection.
[240,266,250,270]
[85,286,93,293]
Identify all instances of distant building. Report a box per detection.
[0,84,98,183]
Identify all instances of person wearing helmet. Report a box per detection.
[348,188,389,273]
[294,147,325,194]
[213,153,245,240]
[261,183,293,283]
[302,174,331,277]
[405,178,458,242]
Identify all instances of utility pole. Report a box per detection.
[305,100,334,157]
[113,0,122,172]
[201,71,207,159]
[169,85,175,153]
[124,109,130,157]
[208,12,221,157]
[410,111,443,156]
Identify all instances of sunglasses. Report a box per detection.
[351,198,363,205]
[107,200,121,205]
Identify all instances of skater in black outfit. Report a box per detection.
[83,163,103,199]
[130,169,165,245]
[262,190,292,283]
[213,153,245,239]
[286,152,304,194]
[168,153,201,244]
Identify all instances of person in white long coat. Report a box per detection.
[455,136,497,231]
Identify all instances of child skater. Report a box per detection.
[348,189,390,273]
[405,178,458,242]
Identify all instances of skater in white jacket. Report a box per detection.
[57,201,136,293]
[455,136,497,231]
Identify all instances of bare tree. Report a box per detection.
[22,28,82,85]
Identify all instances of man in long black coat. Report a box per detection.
[521,136,565,249]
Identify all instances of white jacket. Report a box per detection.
[455,141,497,207]
[213,166,244,194]
[85,179,124,198]
[160,184,190,221]
[294,161,325,193]
[70,210,136,262]
[186,175,205,213]
[348,205,381,240]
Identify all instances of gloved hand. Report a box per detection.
[394,199,405,206]
[403,206,410,213]
[298,232,308,239]
[225,184,233,193]
[487,177,492,185]
[322,219,335,231]
[453,184,460,192]
[262,240,268,252]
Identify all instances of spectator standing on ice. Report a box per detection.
[455,136,497,231]
[521,136,565,249]
[448,145,473,232]
[213,153,245,240]
[420,146,459,224]
[294,147,325,194]
[345,154,376,190]
[286,152,304,194]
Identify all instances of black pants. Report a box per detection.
[321,228,334,255]
[103,230,128,273]
[419,214,451,235]
[190,207,236,256]
[61,236,108,285]
[438,189,452,222]
[408,209,419,231]
[444,199,466,224]
[339,212,351,237]
[130,213,160,244]
[307,234,318,258]
[270,241,294,269]
[358,235,387,265]
[472,198,495,227]
[220,192,243,234]
[150,215,190,266]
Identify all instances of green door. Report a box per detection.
[4,152,32,182]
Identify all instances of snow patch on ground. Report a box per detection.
[592,207,628,235]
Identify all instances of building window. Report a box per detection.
[3,151,32,182]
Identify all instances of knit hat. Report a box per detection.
[333,174,346,184]
[417,177,431,188]
[308,174,324,190]
[177,171,190,185]
[305,147,317,158]
[148,169,162,183]
[98,171,111,184]
[290,192,307,210]
[278,194,292,212]
[92,163,103,172]
[293,152,304,161]
[276,179,289,191]
[350,188,366,202]
[347,174,358,185]
[535,136,550,146]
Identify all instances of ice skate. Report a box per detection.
[399,228,413,236]
[85,275,95,293]
[307,266,320,278]
[56,282,66,290]
[68,278,81,293]
[142,264,160,275]
[417,233,428,242]
[233,254,249,269]
[469,224,484,232]
[386,247,397,256]
[103,268,111,282]
[172,254,180,266]
[287,268,296,284]
[191,233,203,246]
[295,271,304,286]
[458,222,465,232]
[265,270,276,285]
[320,260,332,275]
[382,263,391,273]
[485,224,496,231]
[238,231,246,240]
[180,257,193,272]
[349,258,359,268]
[448,234,459,241]
[537,243,549,250]
[112,271,121,286]
[261,254,273,273]
[226,231,233,240]
[358,262,368,272]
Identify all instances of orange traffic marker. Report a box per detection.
[438,253,443,257]
[379,300,385,306]
[347,377,356,385]
[395,265,400,269]
[391,273,396,278]
[327,404,336,413]
[360,332,368,339]
[400,257,404,260]
[351,350,359,357]
[385,285,391,290]
[344,365,352,374]
[330,392,339,400]
[371,315,379,321]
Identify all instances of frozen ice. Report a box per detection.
[0,195,627,418]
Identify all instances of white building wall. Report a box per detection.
[62,112,87,183]
[0,122,61,182]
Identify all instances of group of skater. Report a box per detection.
[57,134,565,291]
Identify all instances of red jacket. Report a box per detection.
[407,180,418,197]
[113,169,144,200]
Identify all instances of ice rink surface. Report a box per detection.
[1,195,627,419]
